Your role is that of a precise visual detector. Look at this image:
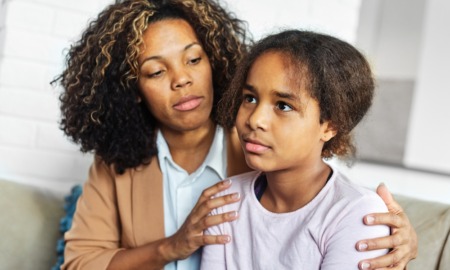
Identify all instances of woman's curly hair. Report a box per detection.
[55,0,251,173]
[219,30,374,160]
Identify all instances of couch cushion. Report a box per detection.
[397,195,450,270]
[0,180,64,269]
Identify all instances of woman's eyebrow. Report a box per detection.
[140,42,202,67]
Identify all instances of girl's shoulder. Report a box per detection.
[217,171,260,198]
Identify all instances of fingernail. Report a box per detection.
[358,242,368,251]
[231,192,240,200]
[223,236,231,243]
[360,262,370,269]
[227,211,238,218]
[222,179,232,186]
[365,215,375,224]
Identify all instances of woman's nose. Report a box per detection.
[171,67,192,90]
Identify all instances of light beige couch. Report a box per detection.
[0,179,63,270]
[0,179,448,269]
[396,195,450,270]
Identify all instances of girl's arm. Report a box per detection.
[199,208,228,270]
[321,194,390,270]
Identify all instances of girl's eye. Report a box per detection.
[188,57,201,65]
[276,102,293,112]
[243,94,257,104]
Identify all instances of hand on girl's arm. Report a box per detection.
[108,180,240,269]
[163,179,240,260]
[356,183,418,270]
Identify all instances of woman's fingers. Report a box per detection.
[356,233,404,252]
[358,249,408,270]
[195,234,232,246]
[357,183,418,270]
[200,211,239,230]
[190,180,240,224]
[196,179,233,205]
[363,212,406,228]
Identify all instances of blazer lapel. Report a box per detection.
[131,156,165,246]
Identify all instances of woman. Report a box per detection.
[56,0,417,269]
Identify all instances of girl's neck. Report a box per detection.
[260,161,332,213]
[160,120,216,174]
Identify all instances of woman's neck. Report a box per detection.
[160,120,216,174]
[260,161,331,213]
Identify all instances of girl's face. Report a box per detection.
[138,19,214,133]
[236,51,335,173]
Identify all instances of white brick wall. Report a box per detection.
[225,0,361,43]
[0,0,361,196]
[0,0,112,196]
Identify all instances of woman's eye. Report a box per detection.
[276,102,293,112]
[243,94,257,104]
[188,57,201,65]
[147,70,163,78]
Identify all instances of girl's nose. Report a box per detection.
[246,105,268,131]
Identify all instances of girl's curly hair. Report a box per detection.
[55,0,251,174]
[219,30,374,160]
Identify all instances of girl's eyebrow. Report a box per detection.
[243,83,256,92]
[273,90,298,101]
[244,83,300,101]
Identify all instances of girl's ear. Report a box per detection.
[321,121,337,142]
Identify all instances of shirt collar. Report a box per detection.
[156,125,226,179]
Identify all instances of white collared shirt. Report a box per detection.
[156,125,227,270]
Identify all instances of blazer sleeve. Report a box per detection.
[61,157,125,270]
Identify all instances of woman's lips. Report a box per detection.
[173,96,203,111]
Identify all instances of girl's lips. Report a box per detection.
[244,140,270,153]
[173,96,203,111]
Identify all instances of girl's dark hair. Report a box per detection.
[54,0,251,173]
[219,30,374,159]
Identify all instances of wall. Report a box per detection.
[404,0,450,174]
[348,0,450,204]
[225,0,361,43]
[1,0,448,202]
[0,0,362,195]
[0,0,111,195]
[355,0,450,176]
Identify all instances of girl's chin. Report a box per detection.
[245,158,270,172]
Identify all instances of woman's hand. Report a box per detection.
[163,179,240,261]
[357,183,418,270]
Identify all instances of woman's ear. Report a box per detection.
[321,121,337,142]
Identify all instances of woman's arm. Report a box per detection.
[356,184,418,270]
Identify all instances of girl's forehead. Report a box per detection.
[247,52,311,98]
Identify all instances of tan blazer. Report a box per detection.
[62,128,249,270]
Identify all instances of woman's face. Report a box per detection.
[138,19,214,133]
